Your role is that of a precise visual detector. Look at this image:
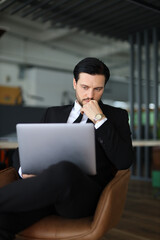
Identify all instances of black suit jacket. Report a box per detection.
[40,102,134,188]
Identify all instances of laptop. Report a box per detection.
[16,123,96,175]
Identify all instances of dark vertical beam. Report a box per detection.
[144,30,150,139]
[129,34,135,177]
[153,27,159,139]
[144,29,150,179]
[129,35,135,138]
[136,32,142,178]
[136,32,142,140]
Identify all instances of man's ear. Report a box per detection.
[73,78,77,90]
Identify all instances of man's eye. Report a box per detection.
[82,86,88,90]
[95,88,102,91]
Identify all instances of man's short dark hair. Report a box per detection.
[73,57,110,85]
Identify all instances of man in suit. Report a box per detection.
[0,57,134,239]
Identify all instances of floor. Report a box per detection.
[102,179,160,240]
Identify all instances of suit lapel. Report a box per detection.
[57,105,73,123]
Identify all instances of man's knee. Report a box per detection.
[44,161,80,187]
[49,161,79,174]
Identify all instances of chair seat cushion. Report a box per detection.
[17,215,93,239]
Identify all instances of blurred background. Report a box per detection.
[0,1,160,239]
[0,1,135,108]
[0,0,160,175]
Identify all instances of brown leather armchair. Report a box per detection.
[0,167,130,240]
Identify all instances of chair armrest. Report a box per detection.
[0,167,19,187]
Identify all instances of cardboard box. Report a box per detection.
[0,85,22,105]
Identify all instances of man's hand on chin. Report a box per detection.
[80,100,105,123]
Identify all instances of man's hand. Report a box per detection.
[81,100,105,123]
[22,174,36,179]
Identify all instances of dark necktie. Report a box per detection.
[73,113,83,123]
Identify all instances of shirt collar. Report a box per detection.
[74,100,82,113]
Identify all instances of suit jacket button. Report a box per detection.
[98,138,103,144]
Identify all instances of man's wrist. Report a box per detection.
[95,117,107,129]
[94,113,105,124]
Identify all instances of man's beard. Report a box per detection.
[75,92,101,106]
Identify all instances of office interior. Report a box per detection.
[0,1,160,239]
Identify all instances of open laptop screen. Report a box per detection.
[16,123,96,175]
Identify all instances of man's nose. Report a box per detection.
[88,89,94,99]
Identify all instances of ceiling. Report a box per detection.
[0,0,160,81]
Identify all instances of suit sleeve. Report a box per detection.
[95,109,134,170]
[40,108,56,123]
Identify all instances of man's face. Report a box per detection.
[73,73,105,106]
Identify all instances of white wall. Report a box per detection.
[0,62,22,86]
[25,68,74,107]
[0,62,74,107]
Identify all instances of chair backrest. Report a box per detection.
[89,169,130,239]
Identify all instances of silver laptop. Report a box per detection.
[16,123,96,175]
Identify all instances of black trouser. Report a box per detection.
[0,161,102,238]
